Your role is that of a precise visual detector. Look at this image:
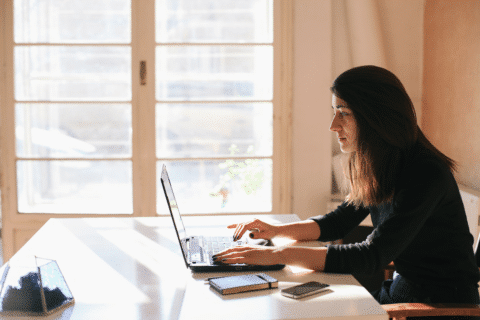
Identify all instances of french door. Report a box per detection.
[0,0,292,260]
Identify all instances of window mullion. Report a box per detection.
[132,0,157,217]
[0,0,20,260]
[272,0,293,215]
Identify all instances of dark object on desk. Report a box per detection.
[0,257,75,316]
[2,272,67,312]
[209,273,278,295]
[281,281,330,299]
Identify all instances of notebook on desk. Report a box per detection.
[160,164,285,272]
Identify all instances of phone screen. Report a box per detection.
[281,281,330,299]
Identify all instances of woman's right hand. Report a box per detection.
[228,219,279,241]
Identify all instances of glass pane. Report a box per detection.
[37,260,74,312]
[0,265,43,314]
[15,46,131,101]
[17,160,133,214]
[156,0,272,43]
[14,0,131,44]
[156,45,272,101]
[156,103,272,158]
[16,103,132,158]
[157,160,272,214]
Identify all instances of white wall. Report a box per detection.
[291,0,425,218]
[292,1,332,219]
[331,0,425,156]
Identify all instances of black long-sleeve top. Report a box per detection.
[312,143,480,287]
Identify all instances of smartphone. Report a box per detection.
[281,281,330,299]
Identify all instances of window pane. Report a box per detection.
[156,46,272,101]
[17,160,133,214]
[157,160,272,214]
[16,104,132,158]
[14,0,131,44]
[156,103,272,158]
[156,0,272,43]
[15,46,131,101]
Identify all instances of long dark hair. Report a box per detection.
[331,65,455,207]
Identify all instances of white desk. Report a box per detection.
[4,215,387,320]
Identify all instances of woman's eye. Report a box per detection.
[333,110,349,118]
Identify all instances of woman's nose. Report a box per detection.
[330,115,340,132]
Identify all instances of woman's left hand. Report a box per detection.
[212,245,283,266]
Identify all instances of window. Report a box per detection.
[13,0,133,214]
[155,1,274,214]
[0,0,292,259]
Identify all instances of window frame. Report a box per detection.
[0,0,292,261]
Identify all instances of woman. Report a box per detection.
[213,65,480,305]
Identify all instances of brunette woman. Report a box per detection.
[213,65,480,305]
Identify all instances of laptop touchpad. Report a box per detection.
[246,237,270,246]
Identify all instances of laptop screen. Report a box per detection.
[160,165,189,265]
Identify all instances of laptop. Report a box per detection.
[160,164,285,272]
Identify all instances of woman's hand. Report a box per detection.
[212,245,328,271]
[212,245,283,266]
[228,218,321,242]
[228,219,278,241]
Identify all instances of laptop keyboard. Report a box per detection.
[205,236,237,255]
[188,236,242,264]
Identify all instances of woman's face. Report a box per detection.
[330,95,358,153]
